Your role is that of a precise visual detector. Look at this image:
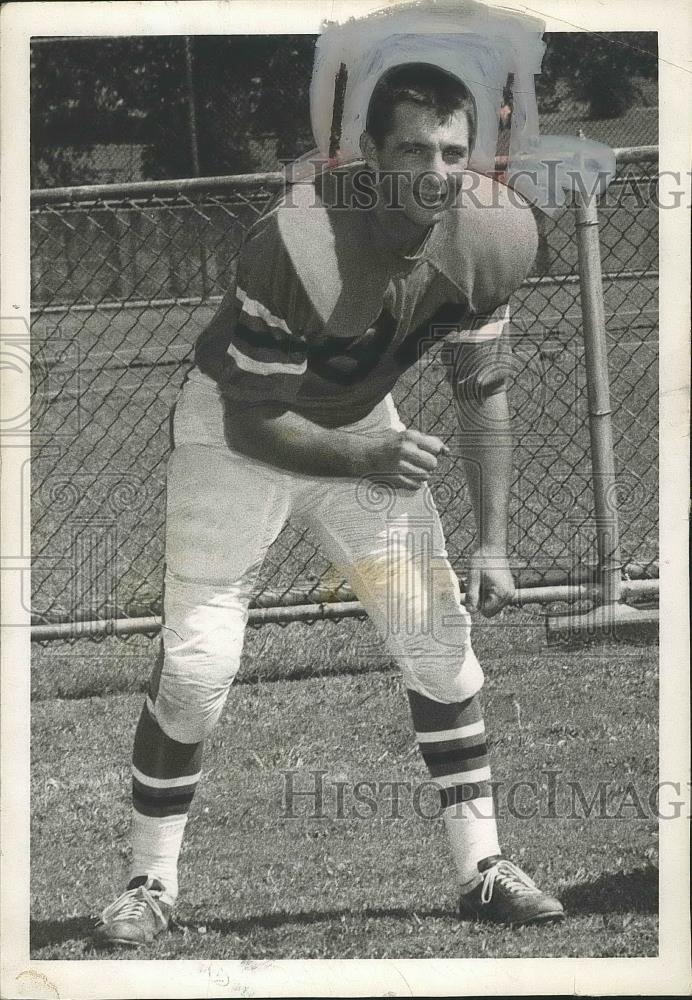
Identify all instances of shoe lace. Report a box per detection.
[99,885,167,929]
[480,860,539,904]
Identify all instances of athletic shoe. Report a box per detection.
[459,856,565,926]
[93,876,173,947]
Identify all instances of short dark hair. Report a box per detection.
[365,62,477,152]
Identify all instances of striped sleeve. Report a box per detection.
[194,216,309,408]
[441,303,512,400]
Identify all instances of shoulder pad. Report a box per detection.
[433,172,538,313]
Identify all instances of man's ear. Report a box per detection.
[359,131,379,170]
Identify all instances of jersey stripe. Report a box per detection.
[236,286,292,336]
[227,340,307,377]
[233,323,306,365]
[452,304,510,343]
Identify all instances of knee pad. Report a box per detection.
[402,643,485,704]
[152,622,243,743]
[393,571,485,703]
[152,572,250,742]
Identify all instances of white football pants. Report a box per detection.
[152,368,484,743]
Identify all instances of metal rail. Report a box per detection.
[31,579,659,642]
[30,172,285,205]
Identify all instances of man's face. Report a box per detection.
[366,100,471,226]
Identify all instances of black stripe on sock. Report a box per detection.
[132,784,195,817]
[407,689,481,732]
[133,701,203,781]
[421,742,489,776]
[439,780,494,810]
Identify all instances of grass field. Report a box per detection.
[31,609,659,960]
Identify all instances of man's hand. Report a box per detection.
[353,428,449,491]
[465,545,515,618]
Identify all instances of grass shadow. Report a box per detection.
[31,916,96,950]
[560,865,658,915]
[30,905,453,954]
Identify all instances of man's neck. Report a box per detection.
[371,202,433,257]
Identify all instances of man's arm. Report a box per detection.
[457,388,512,552]
[452,362,516,618]
[224,403,361,477]
[224,402,448,490]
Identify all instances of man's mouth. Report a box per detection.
[419,188,450,209]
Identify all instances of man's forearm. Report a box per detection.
[223,402,362,477]
[456,389,513,551]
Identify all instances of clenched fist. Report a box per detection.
[465,546,516,618]
[351,427,449,491]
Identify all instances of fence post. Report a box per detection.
[184,37,201,177]
[574,189,623,606]
[184,36,209,300]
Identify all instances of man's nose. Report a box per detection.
[422,152,447,178]
[433,152,449,175]
[420,161,449,194]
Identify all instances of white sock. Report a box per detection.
[130,811,188,903]
[443,795,501,892]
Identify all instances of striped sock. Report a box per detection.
[408,690,501,891]
[129,700,203,902]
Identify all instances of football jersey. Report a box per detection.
[194,167,538,428]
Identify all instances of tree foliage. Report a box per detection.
[189,36,316,177]
[31,36,316,184]
[538,32,658,119]
[31,32,657,186]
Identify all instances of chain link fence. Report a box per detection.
[30,149,658,635]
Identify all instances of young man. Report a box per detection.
[96,63,564,947]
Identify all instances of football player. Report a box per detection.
[95,62,564,947]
